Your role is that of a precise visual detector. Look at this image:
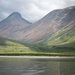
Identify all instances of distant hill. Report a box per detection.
[0,12,31,40]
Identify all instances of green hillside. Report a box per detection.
[0,37,33,53]
[38,25,75,52]
[0,37,75,56]
[45,27,75,46]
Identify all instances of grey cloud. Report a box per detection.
[0,0,75,22]
[63,0,75,7]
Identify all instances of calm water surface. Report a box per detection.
[0,56,75,75]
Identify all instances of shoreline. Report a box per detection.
[0,56,75,59]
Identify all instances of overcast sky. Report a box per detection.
[0,0,75,22]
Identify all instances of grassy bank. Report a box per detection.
[0,52,75,56]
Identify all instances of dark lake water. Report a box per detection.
[0,56,75,75]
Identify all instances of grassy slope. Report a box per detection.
[38,25,75,52]
[0,37,75,56]
[0,37,33,53]
[46,27,75,46]
[0,25,75,56]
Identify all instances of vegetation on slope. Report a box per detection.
[0,37,33,53]
[45,26,75,46]
[37,25,75,52]
[0,37,75,56]
[0,24,75,56]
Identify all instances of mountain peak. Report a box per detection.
[0,12,31,27]
[8,12,22,19]
[11,12,21,15]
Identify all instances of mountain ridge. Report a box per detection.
[18,6,75,43]
[0,6,75,46]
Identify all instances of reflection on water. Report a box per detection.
[0,57,75,75]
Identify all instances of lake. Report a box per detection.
[0,56,75,75]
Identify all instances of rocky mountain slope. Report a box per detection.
[0,6,75,45]
[0,12,31,39]
[19,6,75,43]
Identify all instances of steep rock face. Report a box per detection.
[0,12,31,38]
[20,6,75,43]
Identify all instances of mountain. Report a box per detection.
[0,12,31,39]
[0,6,75,45]
[0,6,75,53]
[20,6,75,43]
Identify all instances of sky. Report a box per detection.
[0,0,75,22]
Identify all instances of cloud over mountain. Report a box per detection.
[0,0,75,22]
